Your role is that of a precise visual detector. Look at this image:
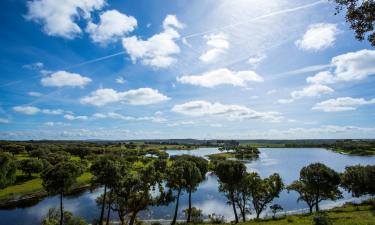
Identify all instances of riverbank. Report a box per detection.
[0,172,93,208]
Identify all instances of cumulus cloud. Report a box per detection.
[278,84,334,104]
[171,100,282,122]
[167,121,196,127]
[296,23,339,51]
[122,15,183,68]
[177,68,263,88]
[13,106,67,115]
[199,32,229,63]
[307,49,375,85]
[116,77,126,84]
[313,97,375,112]
[86,10,137,45]
[41,71,92,87]
[80,88,170,106]
[25,0,105,39]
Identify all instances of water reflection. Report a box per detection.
[1,148,374,225]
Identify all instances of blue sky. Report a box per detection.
[0,0,374,140]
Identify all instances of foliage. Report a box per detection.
[182,207,203,223]
[341,164,375,197]
[270,204,283,218]
[19,158,44,177]
[332,0,375,46]
[313,213,332,225]
[0,152,17,189]
[208,213,226,224]
[287,180,316,213]
[41,208,88,225]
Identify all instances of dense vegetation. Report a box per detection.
[0,140,374,225]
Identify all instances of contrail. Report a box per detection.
[64,51,126,70]
[183,0,326,39]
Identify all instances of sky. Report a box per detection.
[0,0,374,140]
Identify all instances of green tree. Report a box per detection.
[90,156,121,225]
[182,207,203,223]
[251,173,284,219]
[287,180,315,213]
[19,158,44,177]
[234,172,260,221]
[0,152,17,189]
[214,160,246,223]
[332,0,375,46]
[270,204,283,218]
[299,163,342,212]
[175,155,208,223]
[341,164,375,197]
[41,208,88,225]
[41,161,83,225]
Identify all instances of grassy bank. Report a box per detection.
[235,200,375,225]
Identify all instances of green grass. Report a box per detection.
[0,172,93,201]
[219,201,375,225]
[206,152,235,160]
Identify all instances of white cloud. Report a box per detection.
[177,68,263,88]
[13,106,40,115]
[199,32,229,63]
[26,0,105,39]
[0,118,10,124]
[291,84,334,99]
[172,100,282,122]
[295,23,339,51]
[93,112,166,123]
[44,121,70,126]
[277,99,294,104]
[64,114,88,121]
[41,71,92,87]
[13,106,67,115]
[267,89,277,95]
[306,49,375,84]
[122,15,183,68]
[116,77,126,84]
[248,53,267,68]
[23,62,44,70]
[80,88,170,106]
[86,10,137,45]
[167,121,196,127]
[313,97,375,112]
[28,91,43,97]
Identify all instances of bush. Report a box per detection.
[41,208,88,225]
[313,213,332,225]
[183,207,204,223]
[208,213,225,224]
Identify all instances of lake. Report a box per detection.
[1,148,375,225]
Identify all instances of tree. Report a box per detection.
[3,144,25,156]
[214,160,246,223]
[341,164,375,197]
[175,155,208,223]
[251,173,284,219]
[233,172,259,221]
[332,0,375,46]
[0,152,17,189]
[270,204,283,218]
[41,208,88,225]
[90,155,121,225]
[182,207,203,223]
[19,158,44,177]
[299,163,342,212]
[287,180,316,213]
[41,161,83,225]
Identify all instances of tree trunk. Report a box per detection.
[256,211,261,219]
[171,188,181,225]
[315,197,319,212]
[105,201,111,225]
[187,190,192,223]
[231,192,239,223]
[99,184,107,225]
[309,205,313,214]
[242,211,246,222]
[60,193,64,225]
[129,212,137,225]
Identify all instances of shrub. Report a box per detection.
[208,213,225,224]
[313,213,332,225]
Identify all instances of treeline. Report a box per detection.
[0,143,374,225]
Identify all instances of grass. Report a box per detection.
[228,201,375,225]
[0,172,93,202]
[206,152,235,160]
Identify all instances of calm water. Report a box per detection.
[1,148,375,225]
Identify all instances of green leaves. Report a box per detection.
[0,152,17,189]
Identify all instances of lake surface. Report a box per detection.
[1,148,375,225]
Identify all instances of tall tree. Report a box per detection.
[250,173,284,219]
[175,155,208,223]
[0,152,17,189]
[90,155,121,225]
[332,0,375,46]
[214,160,246,223]
[287,180,316,213]
[341,165,375,197]
[299,163,342,212]
[41,161,82,225]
